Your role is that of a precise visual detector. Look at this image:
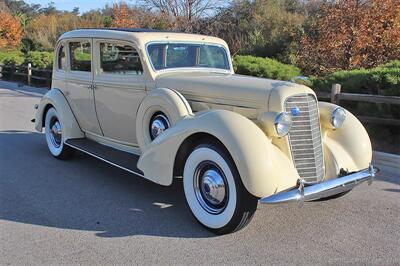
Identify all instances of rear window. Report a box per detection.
[69,41,91,72]
[57,44,66,71]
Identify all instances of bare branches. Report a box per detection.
[141,0,224,31]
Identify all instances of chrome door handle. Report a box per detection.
[92,83,97,90]
[87,84,93,90]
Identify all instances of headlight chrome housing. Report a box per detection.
[331,107,346,129]
[274,112,292,137]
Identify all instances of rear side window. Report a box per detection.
[69,41,91,72]
[57,44,66,71]
[99,42,143,75]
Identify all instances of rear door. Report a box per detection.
[64,38,102,135]
[92,39,146,145]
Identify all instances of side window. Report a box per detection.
[57,44,66,71]
[69,41,91,72]
[99,42,143,75]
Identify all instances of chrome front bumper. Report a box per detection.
[259,164,378,204]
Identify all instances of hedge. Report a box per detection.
[24,51,54,69]
[0,51,54,69]
[233,55,301,81]
[0,50,24,66]
[308,60,400,96]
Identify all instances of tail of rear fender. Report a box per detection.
[34,88,84,140]
[137,109,300,198]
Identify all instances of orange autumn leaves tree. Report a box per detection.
[0,12,23,49]
[111,2,173,30]
[111,3,139,28]
[298,0,400,75]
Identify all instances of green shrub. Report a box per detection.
[0,50,24,66]
[25,51,54,69]
[233,55,301,81]
[308,60,400,96]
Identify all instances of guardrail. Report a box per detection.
[316,84,400,126]
[0,64,52,88]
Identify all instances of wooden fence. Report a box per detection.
[0,64,52,88]
[316,84,400,126]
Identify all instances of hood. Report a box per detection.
[155,71,315,114]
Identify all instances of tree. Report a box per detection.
[111,2,140,28]
[142,0,222,31]
[25,12,104,50]
[298,0,400,75]
[5,0,41,17]
[111,2,174,30]
[194,0,306,57]
[14,12,30,31]
[0,11,23,48]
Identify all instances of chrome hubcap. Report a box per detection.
[150,113,170,140]
[49,118,62,148]
[194,161,228,214]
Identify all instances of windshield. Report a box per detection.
[147,43,230,71]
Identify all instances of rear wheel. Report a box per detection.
[44,107,75,159]
[183,144,258,235]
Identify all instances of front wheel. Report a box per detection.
[183,144,258,235]
[44,107,75,159]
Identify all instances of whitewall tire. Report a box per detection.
[44,107,74,159]
[183,144,258,234]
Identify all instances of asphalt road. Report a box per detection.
[0,81,399,265]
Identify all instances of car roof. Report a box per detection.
[101,28,175,33]
[58,28,228,48]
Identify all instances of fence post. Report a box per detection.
[27,63,32,86]
[10,65,16,81]
[46,70,52,88]
[0,65,2,79]
[331,83,341,104]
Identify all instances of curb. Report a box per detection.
[373,151,400,170]
[0,80,47,96]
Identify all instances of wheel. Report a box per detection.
[44,107,75,159]
[136,88,192,151]
[149,112,170,140]
[183,144,258,235]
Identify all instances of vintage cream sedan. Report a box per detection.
[34,29,377,234]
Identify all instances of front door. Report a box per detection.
[65,38,102,135]
[92,39,146,145]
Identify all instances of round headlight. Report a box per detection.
[331,107,346,129]
[275,112,292,137]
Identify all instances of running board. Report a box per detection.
[65,138,144,177]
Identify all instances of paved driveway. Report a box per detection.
[0,81,399,265]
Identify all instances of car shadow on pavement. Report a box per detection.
[0,131,214,238]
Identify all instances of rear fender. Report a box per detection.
[34,88,84,140]
[137,109,300,198]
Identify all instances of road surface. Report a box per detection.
[0,81,399,265]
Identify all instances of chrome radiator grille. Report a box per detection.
[285,94,324,183]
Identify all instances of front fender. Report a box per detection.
[34,88,84,140]
[137,109,300,198]
[319,102,372,180]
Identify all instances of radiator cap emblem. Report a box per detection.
[291,106,301,116]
